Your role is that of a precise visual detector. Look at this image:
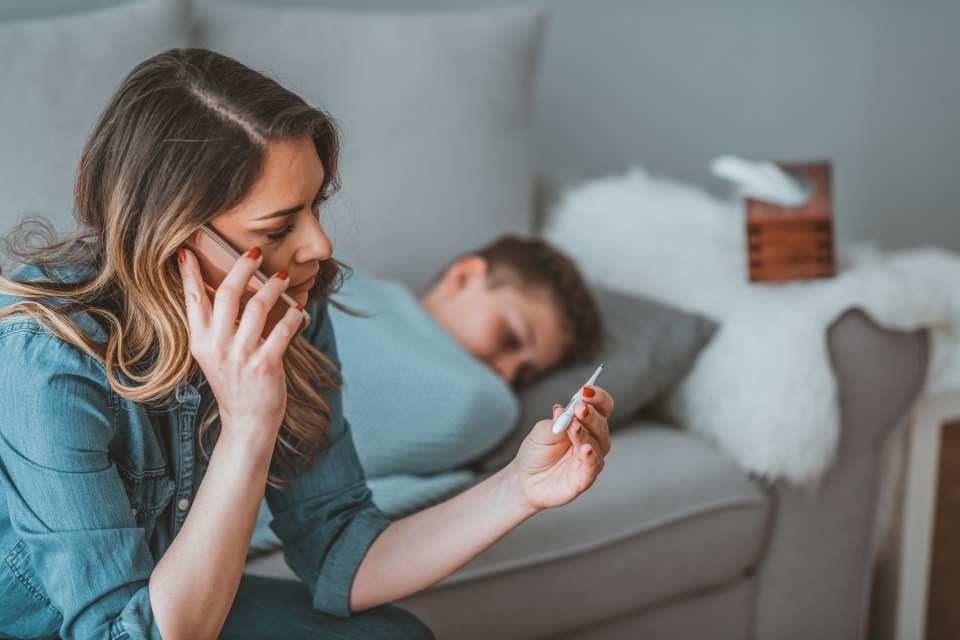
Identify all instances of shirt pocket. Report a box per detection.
[1,539,63,638]
[115,465,176,523]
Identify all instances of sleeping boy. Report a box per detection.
[250,236,601,555]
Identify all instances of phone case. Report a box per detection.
[183,224,311,339]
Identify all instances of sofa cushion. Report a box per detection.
[245,421,771,639]
[396,422,771,639]
[192,1,547,294]
[0,0,189,264]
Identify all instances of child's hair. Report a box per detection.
[469,235,602,371]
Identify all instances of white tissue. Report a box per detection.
[710,155,811,207]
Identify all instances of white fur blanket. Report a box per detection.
[543,167,960,487]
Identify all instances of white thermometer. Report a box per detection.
[552,364,604,434]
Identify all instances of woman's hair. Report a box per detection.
[0,47,349,486]
[469,235,603,374]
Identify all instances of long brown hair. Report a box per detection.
[0,47,351,486]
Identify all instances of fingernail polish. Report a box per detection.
[586,447,594,457]
[178,248,186,264]
[247,247,262,260]
[582,386,596,398]
[296,304,304,312]
[276,270,289,280]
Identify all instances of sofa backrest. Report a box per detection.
[1,0,546,294]
[0,0,189,274]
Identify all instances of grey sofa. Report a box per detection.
[246,175,930,639]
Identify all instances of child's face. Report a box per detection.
[207,136,333,306]
[422,258,568,387]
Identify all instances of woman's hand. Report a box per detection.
[177,246,305,447]
[507,385,614,511]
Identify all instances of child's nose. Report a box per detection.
[492,356,520,385]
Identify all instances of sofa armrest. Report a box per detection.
[753,308,929,640]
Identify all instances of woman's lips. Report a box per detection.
[289,275,316,292]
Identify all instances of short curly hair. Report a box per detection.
[465,235,603,374]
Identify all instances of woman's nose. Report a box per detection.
[298,216,333,262]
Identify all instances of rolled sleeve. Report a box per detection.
[264,301,391,618]
[0,328,162,639]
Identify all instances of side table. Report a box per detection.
[894,388,960,640]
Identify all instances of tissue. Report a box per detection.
[710,155,812,207]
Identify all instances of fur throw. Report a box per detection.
[543,166,960,487]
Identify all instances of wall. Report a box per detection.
[4,0,958,251]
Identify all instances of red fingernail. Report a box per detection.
[178,248,186,264]
[586,447,594,456]
[247,247,262,260]
[296,304,304,312]
[276,270,289,280]
[582,386,596,398]
[574,424,581,434]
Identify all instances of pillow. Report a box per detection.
[471,286,718,471]
[192,1,548,295]
[0,0,189,264]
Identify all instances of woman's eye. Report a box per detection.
[265,223,296,242]
[312,193,327,213]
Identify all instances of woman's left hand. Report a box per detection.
[507,385,614,511]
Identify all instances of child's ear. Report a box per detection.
[443,255,488,292]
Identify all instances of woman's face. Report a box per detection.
[208,136,333,306]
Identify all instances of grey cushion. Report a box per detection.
[192,1,548,295]
[396,422,770,640]
[472,286,718,470]
[0,0,189,257]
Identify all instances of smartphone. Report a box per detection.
[182,224,311,339]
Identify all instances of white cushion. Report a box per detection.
[0,0,189,259]
[193,1,547,294]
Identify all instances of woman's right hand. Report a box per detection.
[177,246,304,447]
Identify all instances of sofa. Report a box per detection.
[247,179,930,640]
[0,0,931,638]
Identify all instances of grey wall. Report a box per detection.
[4,0,958,251]
[314,0,960,252]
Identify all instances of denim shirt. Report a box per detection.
[0,262,391,639]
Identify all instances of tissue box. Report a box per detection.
[746,162,836,282]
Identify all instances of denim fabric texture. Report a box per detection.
[0,262,392,639]
[220,574,435,640]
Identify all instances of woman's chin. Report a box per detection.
[292,289,309,305]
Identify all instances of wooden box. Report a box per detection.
[746,162,836,282]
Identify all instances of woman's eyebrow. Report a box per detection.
[255,205,301,221]
[253,180,325,221]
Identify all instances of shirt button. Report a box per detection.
[178,498,191,511]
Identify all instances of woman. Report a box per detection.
[0,48,612,639]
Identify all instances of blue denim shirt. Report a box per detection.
[0,262,391,639]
